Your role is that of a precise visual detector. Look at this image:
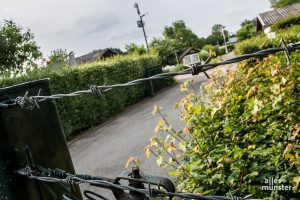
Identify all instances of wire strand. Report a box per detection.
[1,40,299,109]
[16,166,261,200]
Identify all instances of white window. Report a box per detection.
[182,53,200,67]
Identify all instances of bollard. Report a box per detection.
[0,79,82,200]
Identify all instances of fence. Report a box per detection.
[0,39,299,200]
[145,66,164,96]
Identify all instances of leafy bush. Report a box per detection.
[147,51,300,199]
[236,21,256,41]
[0,54,160,137]
[271,15,300,31]
[199,51,210,62]
[235,25,300,55]
[202,44,225,57]
[227,43,235,52]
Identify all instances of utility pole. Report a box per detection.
[221,26,228,54]
[134,3,149,51]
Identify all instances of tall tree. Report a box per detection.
[150,20,205,65]
[270,0,300,8]
[0,20,42,75]
[110,48,124,55]
[163,20,203,49]
[47,49,69,66]
[125,43,147,55]
[236,19,256,41]
[269,0,277,6]
[150,38,178,65]
[206,24,228,45]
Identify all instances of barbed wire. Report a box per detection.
[17,165,260,200]
[1,39,299,110]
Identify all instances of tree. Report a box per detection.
[236,19,257,41]
[110,48,124,55]
[206,24,228,45]
[241,19,256,27]
[163,20,203,49]
[47,49,70,66]
[150,20,205,65]
[150,38,178,65]
[270,0,300,8]
[0,20,42,75]
[269,0,277,6]
[125,43,147,55]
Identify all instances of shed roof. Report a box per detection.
[179,47,200,61]
[258,3,300,27]
[75,48,114,63]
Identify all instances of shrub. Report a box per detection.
[235,25,300,55]
[147,51,300,199]
[202,44,225,57]
[227,43,235,52]
[0,54,160,137]
[199,51,210,61]
[236,22,256,41]
[271,15,300,31]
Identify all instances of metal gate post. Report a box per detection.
[0,79,82,200]
[146,68,154,97]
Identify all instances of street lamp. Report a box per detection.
[220,26,228,54]
[134,3,149,51]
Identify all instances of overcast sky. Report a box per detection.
[0,0,271,57]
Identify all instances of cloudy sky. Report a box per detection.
[0,0,271,57]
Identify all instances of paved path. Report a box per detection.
[68,53,237,199]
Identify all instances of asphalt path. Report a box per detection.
[68,54,236,199]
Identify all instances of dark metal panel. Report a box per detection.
[146,66,164,96]
[0,79,82,200]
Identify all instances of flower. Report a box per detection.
[152,105,161,115]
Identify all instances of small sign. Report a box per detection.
[137,20,144,28]
[182,53,200,67]
[267,32,276,39]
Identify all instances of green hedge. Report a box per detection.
[271,15,300,31]
[235,25,300,55]
[0,54,160,137]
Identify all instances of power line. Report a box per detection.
[0,39,299,110]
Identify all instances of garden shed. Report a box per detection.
[257,3,300,33]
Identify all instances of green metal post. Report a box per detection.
[146,68,154,97]
[0,79,82,200]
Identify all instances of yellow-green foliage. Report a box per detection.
[0,54,160,137]
[271,15,300,31]
[235,25,300,55]
[148,51,300,198]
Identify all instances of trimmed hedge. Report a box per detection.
[0,54,160,137]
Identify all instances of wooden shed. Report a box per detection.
[257,3,300,33]
[75,48,116,64]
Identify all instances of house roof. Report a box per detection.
[258,3,300,27]
[179,47,200,61]
[75,48,114,63]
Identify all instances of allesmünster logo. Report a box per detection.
[261,177,292,191]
